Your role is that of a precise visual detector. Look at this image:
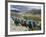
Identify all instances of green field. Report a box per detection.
[12,12,41,21]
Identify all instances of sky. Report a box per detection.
[10,5,41,12]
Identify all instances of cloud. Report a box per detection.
[10,5,41,12]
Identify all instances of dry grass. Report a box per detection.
[22,13,41,21]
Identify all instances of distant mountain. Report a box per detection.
[11,10,20,12]
[26,9,41,14]
[11,9,41,15]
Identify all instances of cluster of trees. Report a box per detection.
[11,16,41,30]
